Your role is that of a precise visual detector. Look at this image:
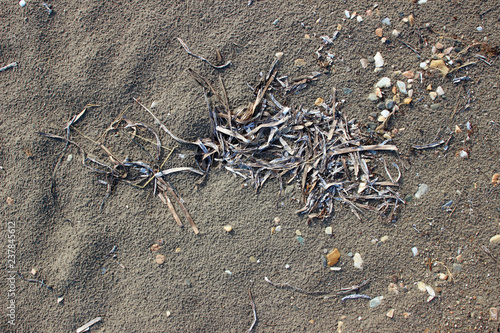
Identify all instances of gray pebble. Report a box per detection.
[453,263,463,272]
[430,103,440,110]
[377,102,386,110]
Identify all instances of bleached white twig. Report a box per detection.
[0,62,17,72]
[76,317,101,333]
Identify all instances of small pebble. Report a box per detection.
[224,270,232,275]
[166,311,171,317]
[452,263,463,272]
[381,18,391,26]
[325,226,333,235]
[429,92,438,100]
[31,268,37,275]
[418,0,427,3]
[377,102,386,110]
[436,86,445,96]
[397,81,407,94]
[417,281,427,291]
[150,101,158,109]
[295,230,302,236]
[327,248,341,266]
[345,10,350,19]
[380,235,389,242]
[476,26,483,32]
[392,29,399,37]
[275,225,282,232]
[412,247,418,257]
[360,58,369,68]
[275,52,284,59]
[458,149,469,158]
[155,254,166,265]
[353,252,363,269]
[285,264,290,269]
[223,225,233,232]
[375,28,383,37]
[296,236,305,245]
[356,15,363,23]
[347,252,353,257]
[67,154,73,162]
[369,296,383,308]
[57,296,64,304]
[414,184,429,199]
[249,256,257,263]
[19,0,26,7]
[403,97,412,104]
[380,110,390,118]
[376,77,391,88]
[374,52,384,67]
[490,235,500,244]
[430,103,440,110]
[272,19,279,26]
[386,309,395,318]
[368,93,379,101]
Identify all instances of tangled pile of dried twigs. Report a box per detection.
[154,55,405,222]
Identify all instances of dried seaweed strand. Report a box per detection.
[177,37,231,69]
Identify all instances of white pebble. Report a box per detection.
[380,110,390,118]
[490,235,500,244]
[285,264,290,269]
[150,101,158,108]
[375,77,391,88]
[325,226,333,235]
[458,149,469,158]
[224,270,232,275]
[436,86,445,96]
[19,0,26,7]
[417,281,427,291]
[381,18,391,26]
[412,247,418,257]
[374,52,384,67]
[419,62,428,69]
[414,184,429,199]
[67,154,73,162]
[356,15,363,23]
[418,0,427,3]
[275,225,281,232]
[353,253,363,269]
[345,10,350,19]
[397,81,407,94]
[477,26,483,32]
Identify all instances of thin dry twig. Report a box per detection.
[248,289,257,333]
[177,37,231,69]
[0,62,17,72]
